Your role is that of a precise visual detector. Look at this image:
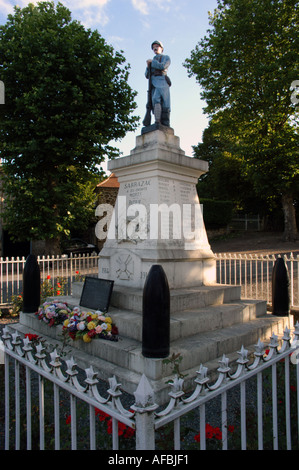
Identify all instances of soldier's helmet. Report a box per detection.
[151,40,164,51]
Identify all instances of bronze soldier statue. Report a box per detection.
[143,40,171,127]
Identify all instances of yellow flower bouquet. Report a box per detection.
[62,306,118,343]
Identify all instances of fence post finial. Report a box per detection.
[132,374,158,450]
[133,374,156,408]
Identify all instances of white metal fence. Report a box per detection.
[1,323,299,450]
[215,252,299,308]
[0,253,99,306]
[0,251,298,309]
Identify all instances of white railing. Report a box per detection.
[1,323,299,450]
[0,251,297,309]
[215,252,299,307]
[0,253,100,305]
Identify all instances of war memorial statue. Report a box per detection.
[143,40,171,128]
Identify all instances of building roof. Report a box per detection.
[97,173,119,188]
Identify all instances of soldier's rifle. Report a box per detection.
[143,63,152,127]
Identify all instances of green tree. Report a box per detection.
[185,0,299,240]
[0,2,138,253]
[194,118,277,221]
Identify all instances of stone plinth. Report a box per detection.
[98,128,216,290]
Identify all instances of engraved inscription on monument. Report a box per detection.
[107,250,142,285]
[124,179,151,206]
[115,253,134,280]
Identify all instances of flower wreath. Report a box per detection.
[36,301,71,327]
[62,306,119,343]
[36,301,118,343]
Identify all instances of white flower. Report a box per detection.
[77,321,85,331]
[57,302,68,309]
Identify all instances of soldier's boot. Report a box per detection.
[161,108,170,127]
[154,103,162,124]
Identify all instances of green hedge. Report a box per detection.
[199,198,234,229]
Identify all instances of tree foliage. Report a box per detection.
[185,0,299,240]
[194,117,278,221]
[0,2,138,250]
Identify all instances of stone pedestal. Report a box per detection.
[98,127,216,290]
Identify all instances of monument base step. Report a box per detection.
[44,282,268,343]
[10,308,291,405]
[64,281,243,313]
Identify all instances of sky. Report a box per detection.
[0,0,219,173]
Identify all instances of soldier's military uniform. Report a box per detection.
[145,40,171,127]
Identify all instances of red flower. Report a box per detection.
[291,385,297,392]
[205,423,215,439]
[98,409,135,439]
[123,426,135,438]
[95,409,110,421]
[56,291,61,295]
[25,333,40,341]
[214,426,222,440]
[106,419,112,434]
[107,419,127,437]
[194,423,226,442]
[112,325,119,335]
[47,275,51,280]
[66,415,71,425]
[68,331,77,340]
[87,329,96,338]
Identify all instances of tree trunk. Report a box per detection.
[281,193,298,241]
[31,238,61,256]
[44,238,61,255]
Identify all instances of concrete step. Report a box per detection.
[166,314,290,378]
[16,310,289,388]
[47,293,266,343]
[69,282,242,314]
[109,299,267,342]
[110,284,242,314]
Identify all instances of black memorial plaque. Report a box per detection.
[79,277,114,312]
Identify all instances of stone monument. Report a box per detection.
[12,41,289,405]
[98,126,216,291]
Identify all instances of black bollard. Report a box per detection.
[22,254,41,313]
[272,257,290,316]
[142,264,170,358]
